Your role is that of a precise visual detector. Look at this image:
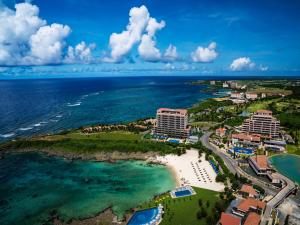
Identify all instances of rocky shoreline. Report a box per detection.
[0,147,159,162]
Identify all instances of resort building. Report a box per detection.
[187,135,199,144]
[232,198,266,217]
[231,133,261,146]
[243,212,262,225]
[242,110,280,138]
[219,212,241,225]
[223,82,229,88]
[230,92,247,104]
[239,185,259,198]
[231,92,244,99]
[248,155,270,176]
[155,108,190,138]
[216,127,227,137]
[264,140,286,152]
[245,92,258,100]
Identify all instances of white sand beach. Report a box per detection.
[156,149,225,192]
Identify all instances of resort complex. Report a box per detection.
[241,110,280,138]
[154,108,190,138]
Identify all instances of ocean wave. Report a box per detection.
[68,102,81,107]
[18,127,33,131]
[33,123,42,127]
[0,133,15,138]
[50,119,59,122]
[55,115,63,118]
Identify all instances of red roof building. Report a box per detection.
[233,198,266,216]
[239,184,259,198]
[219,212,241,225]
[216,127,227,137]
[244,212,261,225]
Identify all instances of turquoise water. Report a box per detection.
[0,153,175,225]
[269,154,300,184]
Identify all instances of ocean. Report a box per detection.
[0,152,175,225]
[269,154,300,184]
[0,76,214,225]
[0,76,215,141]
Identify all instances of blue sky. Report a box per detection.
[0,0,300,77]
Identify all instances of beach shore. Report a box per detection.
[155,149,225,192]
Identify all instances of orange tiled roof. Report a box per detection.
[256,109,272,114]
[240,185,258,196]
[244,212,261,225]
[250,155,269,169]
[220,212,241,225]
[232,133,261,142]
[216,127,226,132]
[237,198,266,212]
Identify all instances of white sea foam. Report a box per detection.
[68,102,81,107]
[55,115,63,118]
[18,127,33,131]
[0,133,15,138]
[33,123,42,127]
[50,119,59,122]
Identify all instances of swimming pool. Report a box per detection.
[170,186,196,198]
[229,147,254,155]
[174,189,192,197]
[127,207,160,225]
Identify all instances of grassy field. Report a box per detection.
[0,130,181,155]
[138,187,221,225]
[287,145,300,155]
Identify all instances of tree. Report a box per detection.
[206,201,210,208]
[198,199,203,207]
[200,207,207,217]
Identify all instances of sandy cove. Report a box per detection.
[154,149,225,192]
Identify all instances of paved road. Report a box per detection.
[200,132,277,195]
[200,131,297,225]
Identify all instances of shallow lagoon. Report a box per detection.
[0,152,175,225]
[269,154,300,184]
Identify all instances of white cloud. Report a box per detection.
[138,17,165,62]
[163,44,178,61]
[105,5,166,63]
[259,65,269,71]
[0,2,94,66]
[65,41,96,64]
[104,5,150,63]
[230,57,255,71]
[191,42,218,63]
[26,23,71,65]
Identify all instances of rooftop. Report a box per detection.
[240,184,258,196]
[243,212,261,225]
[237,198,266,212]
[157,108,188,115]
[220,212,241,225]
[216,127,226,133]
[255,109,272,115]
[250,155,269,169]
[232,133,261,142]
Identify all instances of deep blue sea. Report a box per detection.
[0,76,216,141]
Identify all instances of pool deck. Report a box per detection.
[155,149,225,192]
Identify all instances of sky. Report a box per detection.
[0,0,300,78]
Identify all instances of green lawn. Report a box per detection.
[1,130,180,155]
[246,100,274,112]
[138,187,221,225]
[287,144,300,156]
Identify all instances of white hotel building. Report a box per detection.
[155,108,190,138]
